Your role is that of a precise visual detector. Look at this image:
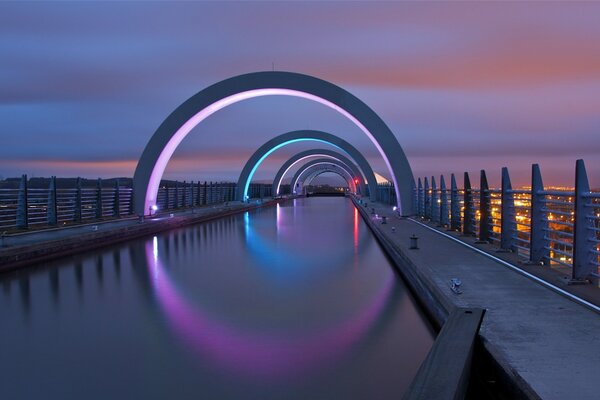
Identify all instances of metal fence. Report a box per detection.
[0,176,272,231]
[415,159,600,282]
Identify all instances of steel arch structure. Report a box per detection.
[291,159,356,195]
[295,163,356,195]
[133,71,414,215]
[236,130,378,203]
[272,148,369,197]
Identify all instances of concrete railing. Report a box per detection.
[415,159,600,282]
[0,176,272,231]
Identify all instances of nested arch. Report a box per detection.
[292,159,356,194]
[236,130,378,202]
[272,149,365,196]
[133,71,414,215]
[294,162,356,194]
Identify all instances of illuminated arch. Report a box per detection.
[303,166,354,190]
[272,148,370,197]
[133,71,414,216]
[291,159,357,195]
[236,130,378,202]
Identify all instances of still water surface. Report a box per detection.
[1,197,433,399]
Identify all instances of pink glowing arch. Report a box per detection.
[133,71,414,215]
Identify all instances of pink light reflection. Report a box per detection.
[144,240,393,382]
[145,88,397,213]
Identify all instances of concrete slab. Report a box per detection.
[355,199,600,399]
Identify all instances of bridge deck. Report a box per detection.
[358,200,600,400]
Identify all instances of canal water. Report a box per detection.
[0,197,434,399]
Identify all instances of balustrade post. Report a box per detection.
[424,177,430,219]
[572,159,595,281]
[431,176,439,223]
[463,172,474,235]
[175,181,180,208]
[16,174,28,229]
[113,179,120,218]
[417,178,423,217]
[530,164,549,264]
[74,177,82,222]
[47,176,58,226]
[95,178,103,219]
[450,174,460,231]
[165,184,171,209]
[478,170,490,242]
[440,175,449,227]
[411,178,417,215]
[500,168,516,251]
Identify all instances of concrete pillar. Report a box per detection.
[440,175,449,227]
[417,178,423,217]
[572,159,596,281]
[450,174,461,231]
[463,172,474,236]
[95,178,103,219]
[431,176,439,223]
[74,177,82,222]
[500,167,516,251]
[424,177,431,219]
[16,174,28,229]
[479,170,490,242]
[530,164,549,264]
[47,176,57,226]
[113,179,120,218]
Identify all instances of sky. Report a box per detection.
[1,1,599,188]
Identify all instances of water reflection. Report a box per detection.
[143,238,397,381]
[0,197,433,399]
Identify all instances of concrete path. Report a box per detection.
[358,199,600,400]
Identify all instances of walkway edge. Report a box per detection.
[352,197,540,399]
[0,200,282,273]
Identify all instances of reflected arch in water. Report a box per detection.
[133,72,414,215]
[143,236,396,381]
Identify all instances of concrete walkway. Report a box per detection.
[0,199,278,272]
[357,199,600,400]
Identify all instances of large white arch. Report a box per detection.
[133,71,414,215]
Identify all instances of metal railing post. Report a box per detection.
[47,176,58,226]
[440,175,449,227]
[478,170,490,242]
[175,181,180,208]
[202,181,207,205]
[424,177,431,219]
[530,164,549,264]
[463,172,474,235]
[417,178,424,217]
[411,178,417,215]
[95,178,103,219]
[74,177,82,222]
[572,159,595,281]
[113,179,120,218]
[190,181,195,206]
[16,174,28,229]
[431,176,439,223]
[450,174,461,231]
[182,180,187,208]
[500,167,516,251]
